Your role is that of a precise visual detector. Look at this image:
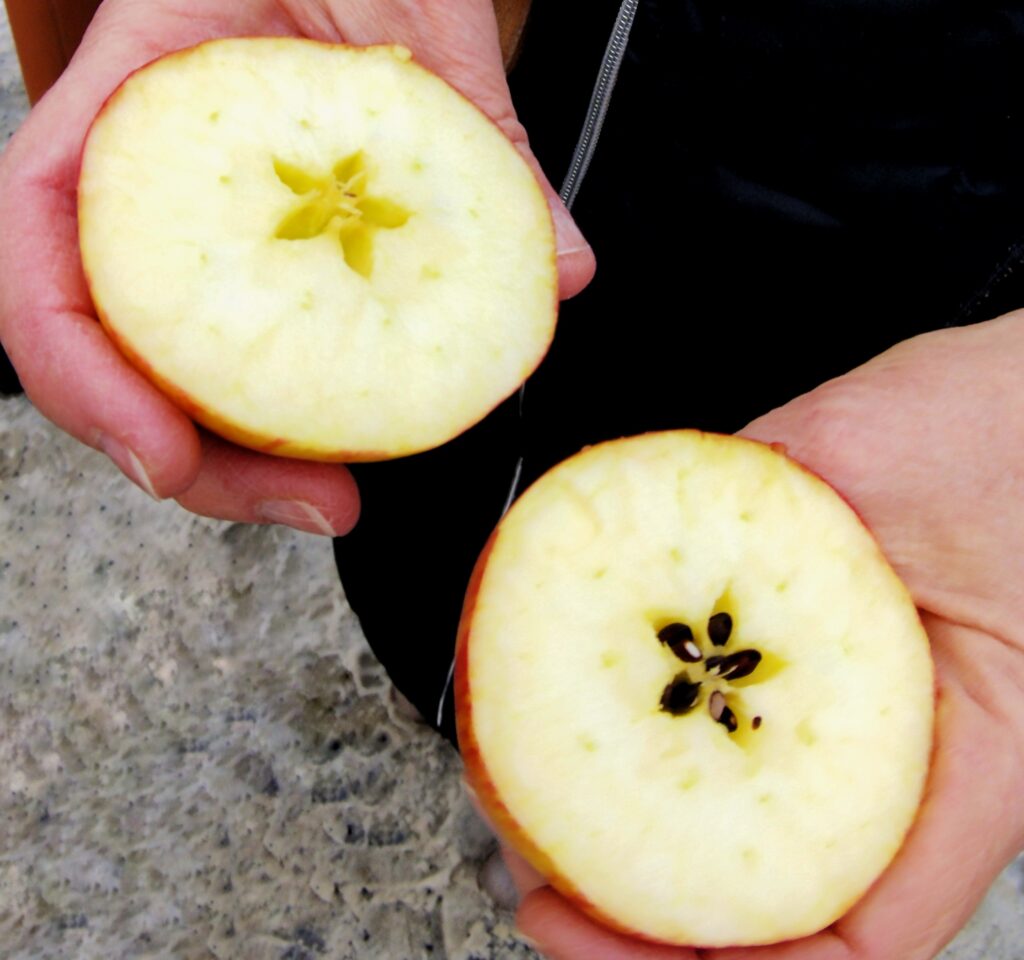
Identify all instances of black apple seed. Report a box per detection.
[718,706,739,733]
[658,622,694,646]
[752,716,763,730]
[680,639,703,662]
[704,656,725,675]
[720,649,762,681]
[708,613,733,646]
[659,674,702,716]
[658,623,703,663]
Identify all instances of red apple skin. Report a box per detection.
[77,39,559,463]
[454,429,935,948]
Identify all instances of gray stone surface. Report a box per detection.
[1,7,1022,960]
[0,397,535,960]
[0,7,28,147]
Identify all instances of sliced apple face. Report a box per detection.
[457,431,934,947]
[78,39,557,460]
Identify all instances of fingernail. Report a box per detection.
[549,197,590,256]
[258,500,337,536]
[99,434,160,500]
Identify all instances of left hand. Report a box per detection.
[507,311,1024,959]
[0,0,594,532]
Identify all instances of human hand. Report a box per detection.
[506,312,1024,959]
[0,0,595,532]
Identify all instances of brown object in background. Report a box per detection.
[4,0,101,104]
[493,0,533,69]
[5,0,533,106]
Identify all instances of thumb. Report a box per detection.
[324,0,596,299]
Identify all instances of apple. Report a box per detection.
[77,38,557,461]
[456,431,935,947]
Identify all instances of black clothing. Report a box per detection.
[8,2,1021,742]
[335,0,1024,746]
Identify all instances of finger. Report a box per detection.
[517,884,854,960]
[501,844,548,900]
[818,616,1023,960]
[0,166,203,498]
[517,887,701,960]
[175,433,360,536]
[0,2,301,501]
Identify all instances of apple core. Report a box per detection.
[272,152,412,278]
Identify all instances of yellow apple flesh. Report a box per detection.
[78,39,557,460]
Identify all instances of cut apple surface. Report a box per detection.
[78,38,557,460]
[456,431,934,947]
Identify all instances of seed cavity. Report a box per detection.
[272,151,411,278]
[660,673,702,716]
[708,612,733,646]
[652,608,771,737]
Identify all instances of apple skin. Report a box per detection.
[455,430,935,948]
[77,39,559,463]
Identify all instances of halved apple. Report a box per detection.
[78,38,557,460]
[457,431,934,947]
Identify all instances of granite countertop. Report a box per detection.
[1,9,1022,960]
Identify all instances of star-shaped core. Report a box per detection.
[273,152,411,278]
[656,609,776,735]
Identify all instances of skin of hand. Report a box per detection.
[501,312,1024,960]
[0,0,595,534]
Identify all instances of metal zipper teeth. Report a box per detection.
[560,0,641,210]
[437,0,641,731]
[500,0,642,517]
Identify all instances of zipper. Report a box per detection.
[437,0,642,731]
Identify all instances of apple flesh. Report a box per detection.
[456,431,934,947]
[78,38,557,460]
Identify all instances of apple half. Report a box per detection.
[456,431,934,947]
[78,38,557,460]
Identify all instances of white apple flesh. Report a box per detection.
[78,39,557,460]
[457,431,934,947]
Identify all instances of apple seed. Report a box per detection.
[719,649,762,681]
[657,623,703,663]
[708,612,733,646]
[704,655,725,675]
[659,673,702,716]
[708,690,726,721]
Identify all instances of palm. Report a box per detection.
[0,0,593,528]
[514,317,1024,960]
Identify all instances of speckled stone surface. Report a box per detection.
[1,9,1022,960]
[0,6,29,146]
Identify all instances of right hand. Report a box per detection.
[0,0,595,533]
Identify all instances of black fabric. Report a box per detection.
[0,350,21,396]
[335,0,1024,746]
